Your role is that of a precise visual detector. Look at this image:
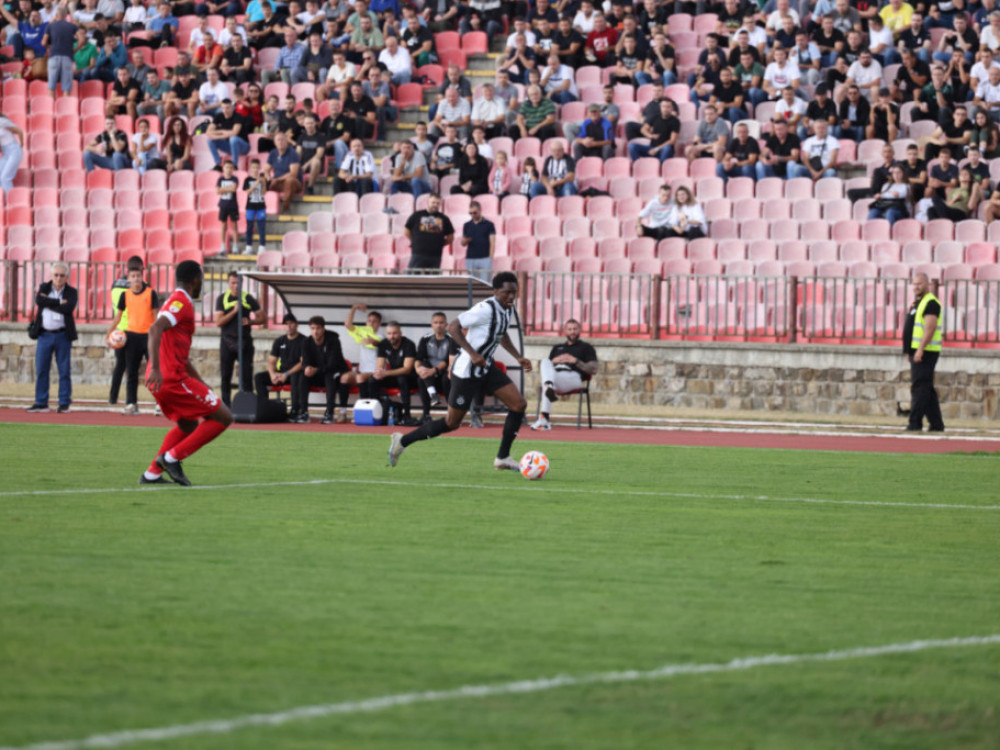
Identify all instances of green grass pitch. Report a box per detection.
[1,422,998,749]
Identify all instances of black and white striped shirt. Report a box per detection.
[452,297,512,379]
[339,150,375,176]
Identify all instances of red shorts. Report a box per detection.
[153,377,221,423]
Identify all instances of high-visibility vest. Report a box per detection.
[911,292,943,351]
[221,291,253,314]
[123,285,156,334]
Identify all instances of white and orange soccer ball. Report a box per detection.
[107,330,127,350]
[519,451,549,481]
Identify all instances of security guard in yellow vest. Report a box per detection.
[214,271,265,407]
[907,272,945,432]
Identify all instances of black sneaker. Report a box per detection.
[139,474,168,485]
[287,411,300,423]
[544,387,559,404]
[400,416,422,427]
[25,404,49,413]
[296,413,310,424]
[321,411,333,424]
[155,454,191,487]
[57,404,71,413]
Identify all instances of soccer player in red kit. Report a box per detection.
[141,260,234,486]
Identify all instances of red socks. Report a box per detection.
[168,420,227,462]
[147,426,188,475]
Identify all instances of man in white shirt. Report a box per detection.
[197,66,229,115]
[334,137,376,196]
[868,15,900,66]
[187,15,216,54]
[973,64,1000,121]
[774,86,808,127]
[378,33,411,84]
[218,16,247,47]
[471,83,507,139]
[791,120,840,180]
[843,48,883,101]
[763,46,802,100]
[981,10,1000,51]
[766,0,800,36]
[970,46,1000,91]
[318,49,356,102]
[789,29,822,86]
[429,85,471,139]
[539,51,577,105]
[506,17,537,48]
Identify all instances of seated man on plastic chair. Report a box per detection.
[530,319,598,431]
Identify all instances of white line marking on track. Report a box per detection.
[0,477,997,511]
[4,633,999,750]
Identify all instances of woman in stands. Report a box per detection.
[662,186,707,240]
[929,166,982,222]
[519,156,542,197]
[969,109,1000,160]
[867,165,910,226]
[0,111,24,193]
[452,142,490,197]
[487,150,512,199]
[162,117,191,173]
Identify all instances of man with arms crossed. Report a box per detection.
[531,318,598,430]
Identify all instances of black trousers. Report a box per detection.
[220,338,254,406]
[109,344,127,403]
[418,370,450,417]
[373,374,417,413]
[254,371,306,415]
[123,331,148,406]
[290,369,342,414]
[333,176,374,196]
[909,350,945,430]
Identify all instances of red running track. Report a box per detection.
[4,408,999,454]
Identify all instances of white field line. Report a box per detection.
[0,477,998,511]
[4,633,999,750]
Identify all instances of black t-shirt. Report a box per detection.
[941,118,972,142]
[812,27,844,52]
[534,29,557,54]
[898,27,931,51]
[763,132,800,176]
[871,102,900,138]
[417,333,459,367]
[554,29,585,67]
[645,43,675,76]
[302,331,347,373]
[298,129,324,162]
[432,139,461,169]
[726,135,760,161]
[944,26,979,54]
[270,332,304,372]
[217,174,239,204]
[215,291,260,337]
[547,338,597,376]
[243,174,268,210]
[895,59,931,97]
[968,161,989,187]
[376,336,417,371]
[806,98,837,125]
[527,5,558,27]
[728,44,761,67]
[713,80,743,106]
[111,79,141,112]
[405,210,455,260]
[213,111,246,136]
[402,25,435,55]
[172,79,197,101]
[930,162,958,198]
[223,45,252,70]
[901,157,927,186]
[321,113,349,145]
[649,114,679,147]
[342,94,376,121]
[96,128,129,151]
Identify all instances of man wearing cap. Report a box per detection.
[799,83,837,142]
[255,313,307,423]
[571,103,615,160]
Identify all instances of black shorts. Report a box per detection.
[448,364,512,411]
[219,203,239,221]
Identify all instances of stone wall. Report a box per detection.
[1,325,996,420]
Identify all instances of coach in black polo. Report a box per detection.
[404,192,455,270]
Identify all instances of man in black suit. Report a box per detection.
[28,263,78,414]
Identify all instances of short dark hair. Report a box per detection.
[492,271,518,289]
[309,315,326,326]
[368,310,383,322]
[126,255,144,272]
[228,271,239,280]
[431,311,447,319]
[175,260,202,285]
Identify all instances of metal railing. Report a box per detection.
[3,261,998,347]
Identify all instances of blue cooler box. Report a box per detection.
[353,399,384,426]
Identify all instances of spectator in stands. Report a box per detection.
[219,33,254,85]
[164,66,198,118]
[792,120,839,180]
[429,64,473,123]
[506,17,536,49]
[567,82,619,144]
[920,144,958,213]
[929,165,981,220]
[912,64,954,123]
[901,142,929,196]
[869,15,900,66]
[868,87,900,141]
[984,181,1000,220]
[687,104,729,164]
[400,13,435,68]
[609,33,642,88]
[728,27,762,69]
[187,15,216,55]
[774,85,807,130]
[585,12,617,65]
[933,14,977,66]
[627,98,679,162]
[42,6,75,98]
[554,15,585,69]
[241,158,268,255]
[892,48,930,104]
[161,116,191,173]
[138,69,170,121]
[197,66,228,116]
[813,15,845,68]
[967,47,997,94]
[849,141,896,202]
[973,64,1000,121]
[341,80,377,140]
[498,32,537,84]
[266,131,303,213]
[571,103,616,161]
[487,150,512,198]
[0,111,22,193]
[773,15,799,56]
[218,16,248,47]
[334,137,376,196]
[73,26,99,81]
[193,31,224,75]
[317,49,355,101]
[763,45,801,100]
[757,118,801,181]
[710,66,747,125]
[573,0,598,35]
[429,124,462,180]
[867,164,911,225]
[790,29,822,86]
[468,122,494,157]
[1,4,45,60]
[662,186,707,239]
[205,98,250,167]
[638,30,675,85]
[414,312,459,422]
[834,84,870,141]
[263,28,305,86]
[409,120,433,160]
[471,83,507,139]
[350,13,384,54]
[299,315,349,425]
[105,65,140,120]
[924,105,972,160]
[88,28,127,83]
[405,192,455,269]
[734,49,768,109]
[130,117,161,174]
[541,51,578,103]
[453,143,490,196]
[636,183,674,240]
[513,84,557,142]
[461,200,496,281]
[430,85,472,140]
[716,121,759,182]
[83,115,130,172]
[390,140,430,197]
[536,140,577,198]
[247,3,283,50]
[378,33,411,84]
[292,30,333,85]
[362,65,394,136]
[216,160,240,255]
[841,48,883,101]
[982,11,1000,53]
[26,264,77,415]
[965,146,992,199]
[296,114,326,195]
[690,50,725,108]
[970,107,1000,157]
[519,156,541,196]
[146,1,177,48]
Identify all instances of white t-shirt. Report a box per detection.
[378,46,412,75]
[506,28,537,48]
[775,97,808,119]
[325,61,357,83]
[847,59,884,87]
[737,24,768,48]
[452,298,513,379]
[801,134,839,168]
[976,79,1000,104]
[981,25,1000,51]
[869,25,894,51]
[766,8,800,31]
[218,26,249,46]
[132,132,159,160]
[198,81,229,107]
[543,63,578,97]
[764,61,802,89]
[639,197,675,228]
[572,10,596,33]
[188,27,217,50]
[970,59,1000,84]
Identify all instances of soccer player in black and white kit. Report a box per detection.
[388,272,533,470]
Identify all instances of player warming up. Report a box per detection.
[388,272,532,470]
[141,261,234,486]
